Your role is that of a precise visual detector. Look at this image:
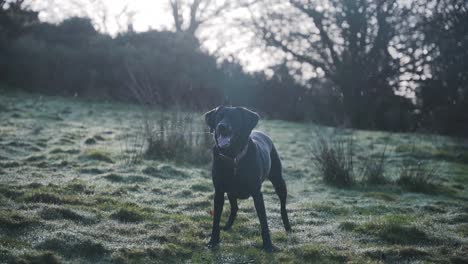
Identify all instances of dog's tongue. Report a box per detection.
[217,135,231,148]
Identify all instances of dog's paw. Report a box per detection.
[262,244,279,253]
[223,224,232,231]
[206,240,220,250]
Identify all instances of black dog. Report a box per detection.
[204,106,291,252]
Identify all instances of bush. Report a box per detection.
[361,147,388,185]
[311,132,355,187]
[397,161,438,194]
[142,110,212,165]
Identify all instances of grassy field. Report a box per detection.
[0,91,467,264]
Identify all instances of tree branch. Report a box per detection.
[170,0,183,32]
[255,24,332,78]
[289,0,341,67]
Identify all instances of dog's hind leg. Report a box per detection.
[223,193,238,231]
[269,147,292,232]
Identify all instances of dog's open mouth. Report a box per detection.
[217,135,231,148]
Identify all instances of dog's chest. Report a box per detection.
[219,162,263,198]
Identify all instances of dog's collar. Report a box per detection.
[215,141,249,167]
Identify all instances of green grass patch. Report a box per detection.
[80,149,114,163]
[64,180,92,194]
[308,201,349,216]
[363,192,397,201]
[190,182,211,192]
[49,148,80,155]
[395,144,468,164]
[457,224,468,237]
[103,173,149,183]
[9,252,62,264]
[0,210,40,230]
[111,208,145,222]
[142,164,188,179]
[110,203,152,223]
[0,236,30,249]
[185,199,211,210]
[0,161,20,168]
[352,205,391,216]
[0,185,24,200]
[39,207,97,224]
[339,221,358,231]
[84,138,97,145]
[432,147,468,164]
[24,154,47,162]
[36,233,107,259]
[395,144,431,157]
[454,164,468,184]
[13,183,98,206]
[294,244,346,263]
[23,192,71,205]
[151,243,192,259]
[103,173,124,182]
[364,246,429,262]
[79,167,106,174]
[350,214,429,244]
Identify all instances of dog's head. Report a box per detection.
[204,106,259,149]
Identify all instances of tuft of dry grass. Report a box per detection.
[361,146,388,185]
[397,161,438,194]
[142,111,212,165]
[311,132,355,187]
[120,109,212,165]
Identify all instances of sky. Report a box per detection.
[24,0,277,73]
[27,0,173,34]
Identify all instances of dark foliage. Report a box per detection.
[0,0,39,45]
[417,0,468,136]
[1,17,224,108]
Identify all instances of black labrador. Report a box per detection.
[204,106,291,252]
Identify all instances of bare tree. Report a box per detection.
[114,3,137,33]
[168,0,232,36]
[248,0,417,129]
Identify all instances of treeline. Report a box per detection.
[251,0,468,135]
[0,0,467,136]
[0,4,329,122]
[1,15,225,109]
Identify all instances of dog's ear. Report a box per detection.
[204,107,220,133]
[237,107,259,134]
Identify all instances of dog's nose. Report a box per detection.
[217,123,230,135]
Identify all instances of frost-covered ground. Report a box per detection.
[0,91,467,263]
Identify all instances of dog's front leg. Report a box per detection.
[223,193,238,231]
[252,192,274,252]
[207,190,224,248]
